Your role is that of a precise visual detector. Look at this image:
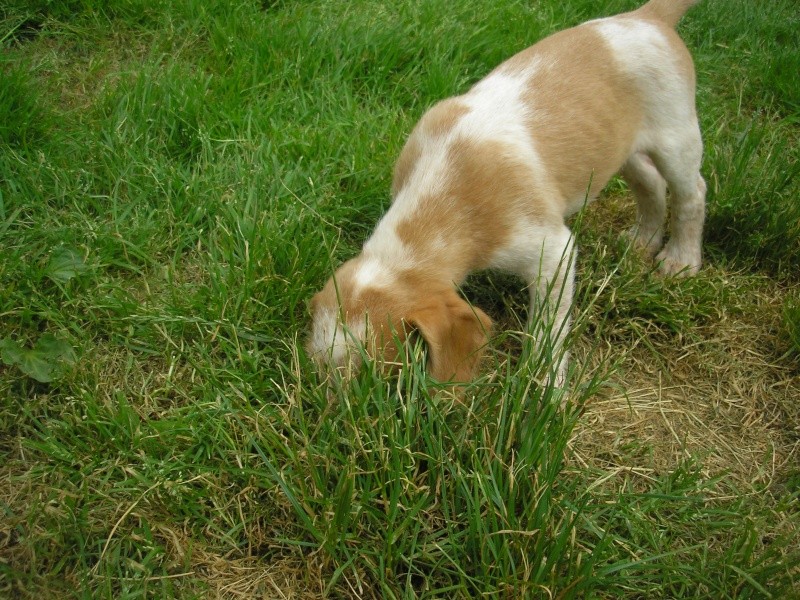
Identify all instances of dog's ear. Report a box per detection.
[407,290,492,382]
[309,291,320,314]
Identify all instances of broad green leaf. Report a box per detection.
[0,337,24,365]
[45,247,87,284]
[17,347,58,383]
[35,333,77,365]
[0,335,75,383]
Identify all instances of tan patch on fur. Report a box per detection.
[393,138,551,278]
[393,207,431,251]
[495,46,542,76]
[404,285,492,382]
[419,99,470,138]
[391,135,422,198]
[391,99,470,199]
[444,137,540,267]
[519,26,644,206]
[372,281,491,382]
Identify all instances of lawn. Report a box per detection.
[1,0,798,597]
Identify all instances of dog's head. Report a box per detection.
[307,258,492,382]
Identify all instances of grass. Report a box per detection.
[1,0,799,597]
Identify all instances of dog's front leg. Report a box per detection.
[523,225,576,387]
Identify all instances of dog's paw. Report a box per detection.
[655,242,701,277]
[624,226,663,258]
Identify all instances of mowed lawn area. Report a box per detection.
[1,0,799,597]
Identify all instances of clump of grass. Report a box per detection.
[2,0,90,23]
[685,0,800,117]
[254,344,593,596]
[704,120,800,275]
[579,459,800,597]
[0,61,50,149]
[97,65,213,164]
[784,295,800,359]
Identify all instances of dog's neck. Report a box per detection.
[362,206,476,288]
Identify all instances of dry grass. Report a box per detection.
[191,554,325,599]
[570,191,799,479]
[564,196,800,583]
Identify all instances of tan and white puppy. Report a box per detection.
[308,0,706,384]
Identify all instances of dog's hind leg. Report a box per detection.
[650,123,706,276]
[621,152,668,257]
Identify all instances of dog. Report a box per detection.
[308,0,705,385]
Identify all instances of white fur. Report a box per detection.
[464,68,538,142]
[310,308,366,370]
[354,257,393,290]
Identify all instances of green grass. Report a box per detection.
[785,295,800,358]
[1,0,799,597]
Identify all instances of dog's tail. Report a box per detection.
[635,0,700,27]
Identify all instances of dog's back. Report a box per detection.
[392,0,700,220]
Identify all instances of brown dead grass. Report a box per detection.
[569,193,800,504]
[171,542,328,600]
[570,341,798,493]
